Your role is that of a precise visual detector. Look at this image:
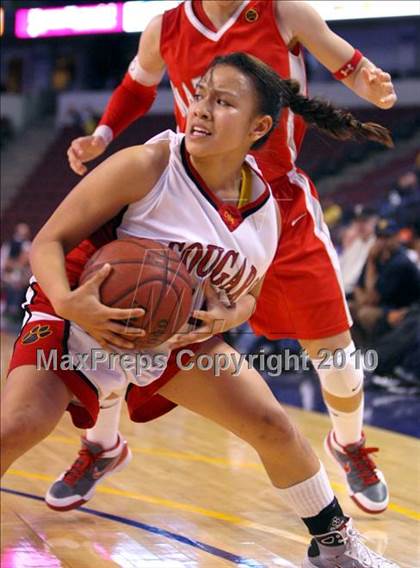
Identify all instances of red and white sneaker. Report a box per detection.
[45,434,132,511]
[325,431,389,514]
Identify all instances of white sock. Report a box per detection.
[311,341,364,446]
[277,462,335,518]
[327,400,364,447]
[86,397,122,449]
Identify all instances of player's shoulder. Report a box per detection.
[275,0,323,39]
[103,142,170,198]
[276,0,313,22]
[141,13,163,43]
[276,0,311,13]
[130,140,170,175]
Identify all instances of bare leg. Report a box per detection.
[1,366,72,476]
[159,337,319,488]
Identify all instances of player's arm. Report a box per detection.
[276,1,397,109]
[32,142,168,314]
[68,15,166,175]
[95,14,166,144]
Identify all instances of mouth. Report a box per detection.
[190,125,212,138]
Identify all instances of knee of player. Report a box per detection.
[1,418,23,456]
[251,407,297,450]
[312,342,365,399]
[1,409,40,451]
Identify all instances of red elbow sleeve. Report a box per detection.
[99,72,158,138]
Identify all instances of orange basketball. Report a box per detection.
[80,237,194,349]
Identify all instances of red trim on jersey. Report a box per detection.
[180,139,270,230]
[333,50,363,81]
[8,317,100,429]
[192,0,217,32]
[99,73,157,139]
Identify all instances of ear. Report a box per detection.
[250,115,273,145]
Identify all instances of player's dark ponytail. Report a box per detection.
[282,78,393,148]
[209,52,393,149]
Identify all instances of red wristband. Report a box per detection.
[99,72,157,138]
[333,49,363,80]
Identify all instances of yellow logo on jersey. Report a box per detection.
[222,210,236,225]
[245,8,259,23]
[22,324,52,345]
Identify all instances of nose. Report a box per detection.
[193,97,211,120]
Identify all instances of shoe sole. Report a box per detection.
[45,445,133,512]
[324,433,388,515]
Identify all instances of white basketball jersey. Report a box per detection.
[118,130,279,313]
[67,130,279,395]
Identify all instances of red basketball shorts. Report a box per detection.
[251,168,352,340]
[8,283,201,428]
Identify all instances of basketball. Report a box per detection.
[79,237,194,349]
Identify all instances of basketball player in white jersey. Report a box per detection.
[65,0,397,516]
[2,54,397,566]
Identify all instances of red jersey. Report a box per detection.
[160,0,307,184]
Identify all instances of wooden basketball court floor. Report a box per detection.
[1,333,419,567]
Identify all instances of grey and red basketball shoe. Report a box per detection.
[45,434,132,511]
[325,431,389,514]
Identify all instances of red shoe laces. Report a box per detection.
[63,448,95,486]
[346,446,379,485]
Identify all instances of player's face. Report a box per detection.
[185,65,271,158]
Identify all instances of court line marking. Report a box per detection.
[47,435,262,469]
[45,435,420,522]
[0,486,273,568]
[5,468,309,545]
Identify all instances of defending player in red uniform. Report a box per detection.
[63,1,397,514]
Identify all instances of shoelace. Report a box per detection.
[346,446,380,485]
[63,448,95,486]
[347,527,397,567]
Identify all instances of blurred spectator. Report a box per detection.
[64,107,83,129]
[52,56,75,92]
[373,303,420,381]
[5,57,23,93]
[0,116,14,149]
[81,106,99,135]
[322,197,343,229]
[415,151,420,177]
[380,170,420,225]
[339,207,378,295]
[412,221,420,268]
[1,223,32,323]
[351,218,420,344]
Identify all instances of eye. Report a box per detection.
[217,98,230,106]
[193,93,203,101]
